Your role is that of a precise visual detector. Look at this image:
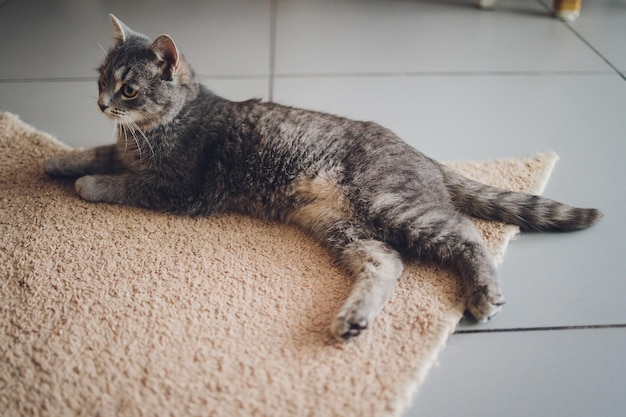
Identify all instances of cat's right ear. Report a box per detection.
[109,14,131,43]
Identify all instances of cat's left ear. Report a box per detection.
[149,35,180,81]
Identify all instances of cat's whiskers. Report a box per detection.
[111,111,156,164]
[119,115,156,163]
[115,119,129,156]
[122,115,144,162]
[127,118,155,160]
[112,120,121,151]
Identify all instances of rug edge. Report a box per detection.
[527,151,559,195]
[388,308,463,416]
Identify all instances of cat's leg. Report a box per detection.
[291,209,404,340]
[44,145,124,177]
[74,173,174,210]
[289,172,404,340]
[407,211,503,322]
[331,238,404,340]
[74,173,204,214]
[451,225,504,323]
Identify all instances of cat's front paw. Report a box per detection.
[75,175,116,203]
[331,311,369,341]
[466,286,505,323]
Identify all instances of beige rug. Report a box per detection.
[0,112,558,417]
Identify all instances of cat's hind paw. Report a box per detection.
[331,314,369,341]
[466,286,505,323]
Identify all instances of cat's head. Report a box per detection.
[97,14,197,130]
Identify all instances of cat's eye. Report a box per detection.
[121,84,139,100]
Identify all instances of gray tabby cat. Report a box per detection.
[44,15,602,341]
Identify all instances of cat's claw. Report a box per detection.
[332,315,368,341]
[467,287,505,323]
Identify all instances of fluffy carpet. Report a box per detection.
[0,112,558,417]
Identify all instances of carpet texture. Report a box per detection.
[0,112,558,417]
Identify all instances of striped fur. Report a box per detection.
[443,168,603,231]
[43,15,603,341]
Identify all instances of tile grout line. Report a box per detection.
[268,0,278,101]
[454,323,626,335]
[560,24,626,82]
[0,70,616,85]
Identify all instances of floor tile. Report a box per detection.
[0,0,271,80]
[274,0,612,75]
[0,78,268,148]
[405,327,626,417]
[273,74,626,329]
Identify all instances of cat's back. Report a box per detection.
[187,88,416,166]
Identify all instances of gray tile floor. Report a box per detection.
[1,0,624,415]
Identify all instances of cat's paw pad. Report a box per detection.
[467,286,505,323]
[331,313,369,341]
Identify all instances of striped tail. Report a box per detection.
[443,168,603,232]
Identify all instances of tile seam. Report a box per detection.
[268,0,278,101]
[455,323,626,335]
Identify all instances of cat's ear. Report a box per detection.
[109,14,132,43]
[149,35,180,80]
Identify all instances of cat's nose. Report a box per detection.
[98,102,109,112]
